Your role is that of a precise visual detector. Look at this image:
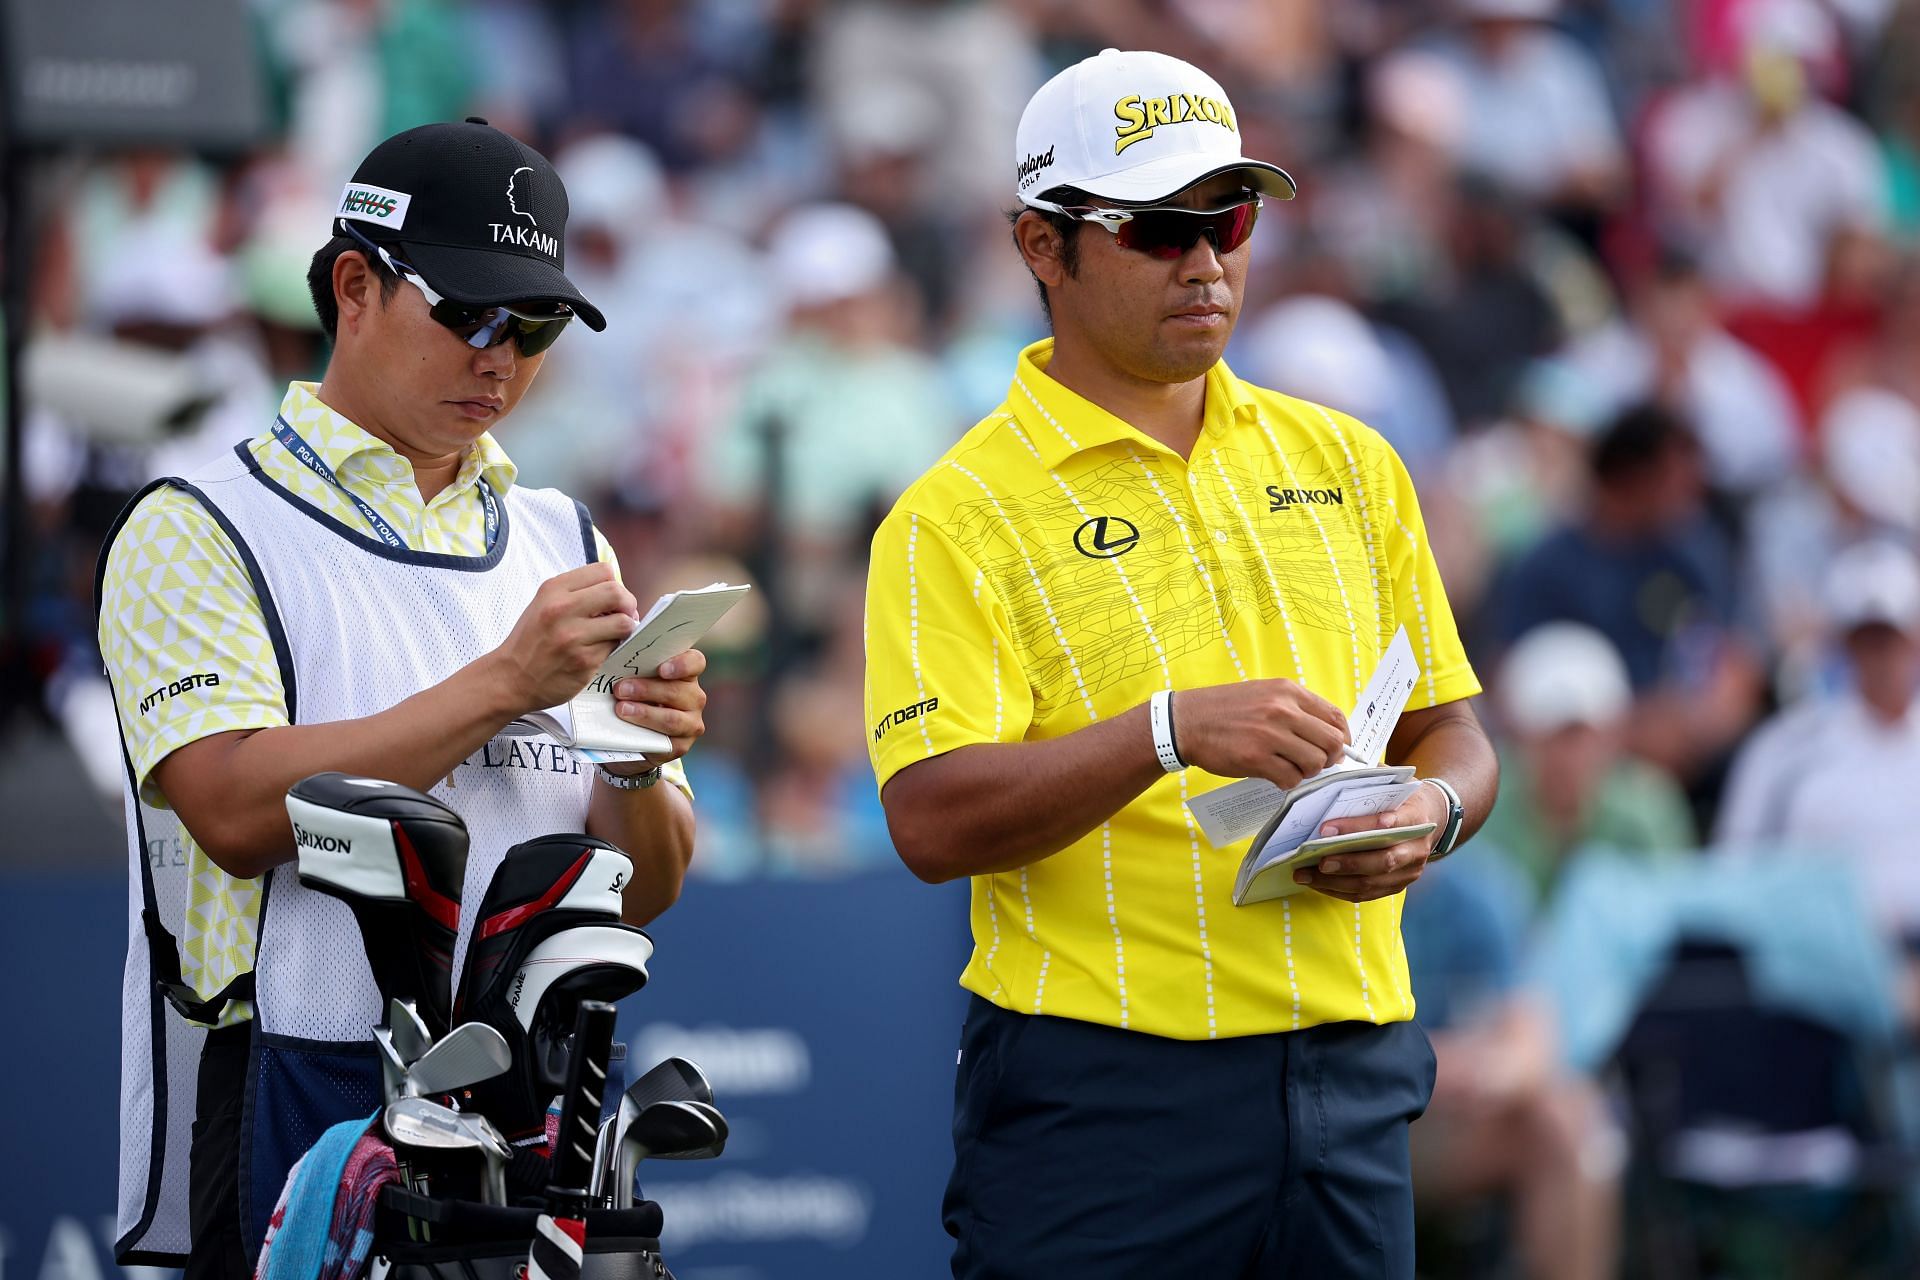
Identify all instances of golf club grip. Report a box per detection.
[547,999,617,1214]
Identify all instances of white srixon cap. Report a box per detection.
[1014,49,1296,210]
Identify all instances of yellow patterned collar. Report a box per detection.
[1006,339,1258,470]
[271,381,518,499]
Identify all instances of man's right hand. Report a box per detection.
[489,563,640,714]
[1170,678,1350,788]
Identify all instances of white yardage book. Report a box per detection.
[1183,627,1426,905]
[1232,769,1425,904]
[505,582,750,764]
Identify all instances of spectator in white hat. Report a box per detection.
[1477,623,1697,906]
[1427,0,1627,222]
[698,203,959,629]
[510,132,773,501]
[1718,538,1920,940]
[1645,0,1889,308]
[1745,387,1920,689]
[1560,250,1801,498]
[1308,49,1467,304]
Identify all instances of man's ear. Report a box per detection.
[332,250,379,336]
[1013,210,1070,290]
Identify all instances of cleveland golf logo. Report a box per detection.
[293,823,350,854]
[1017,146,1055,191]
[506,166,537,223]
[1113,92,1236,154]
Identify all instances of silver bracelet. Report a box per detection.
[1149,690,1185,773]
[596,763,662,791]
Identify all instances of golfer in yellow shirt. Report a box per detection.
[865,49,1498,1279]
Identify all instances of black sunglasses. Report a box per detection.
[340,222,573,356]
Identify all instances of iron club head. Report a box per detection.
[405,1022,511,1097]
[622,1056,712,1111]
[384,1096,503,1204]
[373,1025,409,1108]
[613,1099,728,1209]
[598,1056,716,1202]
[389,997,432,1066]
[654,1100,728,1161]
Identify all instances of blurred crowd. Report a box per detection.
[16,0,1920,1273]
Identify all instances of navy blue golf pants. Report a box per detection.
[945,995,1437,1279]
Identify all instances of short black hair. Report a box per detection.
[1007,187,1088,324]
[306,233,404,340]
[1590,402,1699,487]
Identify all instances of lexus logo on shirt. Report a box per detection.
[1074,516,1141,558]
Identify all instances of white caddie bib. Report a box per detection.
[110,441,601,1264]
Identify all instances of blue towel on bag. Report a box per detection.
[260,1113,377,1280]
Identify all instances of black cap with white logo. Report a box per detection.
[335,117,607,331]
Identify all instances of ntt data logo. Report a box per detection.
[873,696,939,743]
[137,670,220,715]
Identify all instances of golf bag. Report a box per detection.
[288,772,470,1036]
[458,835,652,1140]
[281,776,715,1280]
[371,1190,673,1279]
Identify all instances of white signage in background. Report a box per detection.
[99,1216,173,1280]
[649,1174,873,1250]
[633,1024,810,1096]
[34,1218,101,1280]
[0,1213,183,1280]
[3,0,269,149]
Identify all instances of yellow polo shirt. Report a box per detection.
[98,380,686,1024]
[864,340,1479,1039]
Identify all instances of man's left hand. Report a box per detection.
[605,648,709,771]
[1291,779,1451,903]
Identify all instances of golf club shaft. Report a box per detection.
[547,1000,617,1216]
